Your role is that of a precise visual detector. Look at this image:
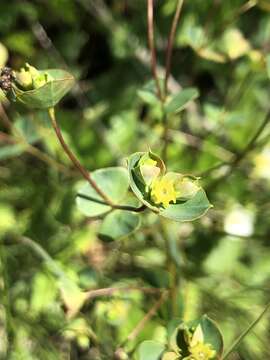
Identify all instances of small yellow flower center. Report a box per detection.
[150,176,177,208]
[187,342,216,360]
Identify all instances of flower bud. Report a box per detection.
[15,68,32,89]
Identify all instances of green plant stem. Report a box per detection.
[164,0,184,96]
[147,0,163,101]
[19,236,66,279]
[161,110,169,162]
[48,107,114,206]
[162,0,184,160]
[85,286,163,300]
[205,109,270,184]
[161,221,179,317]
[223,300,270,359]
[76,193,147,213]
[119,290,168,348]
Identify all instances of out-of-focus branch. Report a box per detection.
[164,0,184,96]
[147,0,163,101]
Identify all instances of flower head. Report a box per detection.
[150,174,177,208]
[150,172,200,208]
[185,342,216,360]
[15,63,53,90]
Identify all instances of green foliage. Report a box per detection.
[137,340,165,360]
[76,167,130,217]
[13,68,75,109]
[164,88,199,115]
[1,1,270,359]
[99,210,141,241]
[128,151,211,221]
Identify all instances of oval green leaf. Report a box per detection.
[137,340,165,360]
[198,315,224,358]
[160,189,211,222]
[76,167,129,217]
[165,88,199,114]
[14,69,74,109]
[99,210,141,241]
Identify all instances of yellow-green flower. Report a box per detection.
[184,342,216,360]
[15,63,53,90]
[150,172,200,208]
[150,175,177,208]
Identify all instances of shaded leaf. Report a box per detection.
[13,69,74,109]
[99,210,141,241]
[76,167,129,217]
[160,189,212,222]
[137,340,165,360]
[165,88,199,114]
[198,315,224,357]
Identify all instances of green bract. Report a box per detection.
[13,66,74,109]
[128,151,212,222]
[170,315,224,359]
[138,316,223,360]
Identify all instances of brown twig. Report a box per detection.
[77,193,147,213]
[48,107,114,206]
[164,0,184,96]
[162,1,184,161]
[85,286,164,300]
[147,0,163,101]
[120,291,168,347]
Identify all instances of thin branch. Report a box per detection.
[205,109,270,184]
[164,0,184,96]
[0,131,75,176]
[119,291,168,348]
[223,300,270,359]
[19,236,66,279]
[0,104,73,176]
[77,193,147,213]
[85,286,163,300]
[48,108,114,206]
[233,110,270,165]
[147,0,163,101]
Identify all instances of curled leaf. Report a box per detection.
[13,67,74,109]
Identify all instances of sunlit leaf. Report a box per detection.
[165,88,199,114]
[13,69,74,109]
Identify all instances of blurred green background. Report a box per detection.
[1,0,270,359]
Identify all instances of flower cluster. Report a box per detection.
[184,341,216,360]
[15,63,53,90]
[139,154,200,208]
